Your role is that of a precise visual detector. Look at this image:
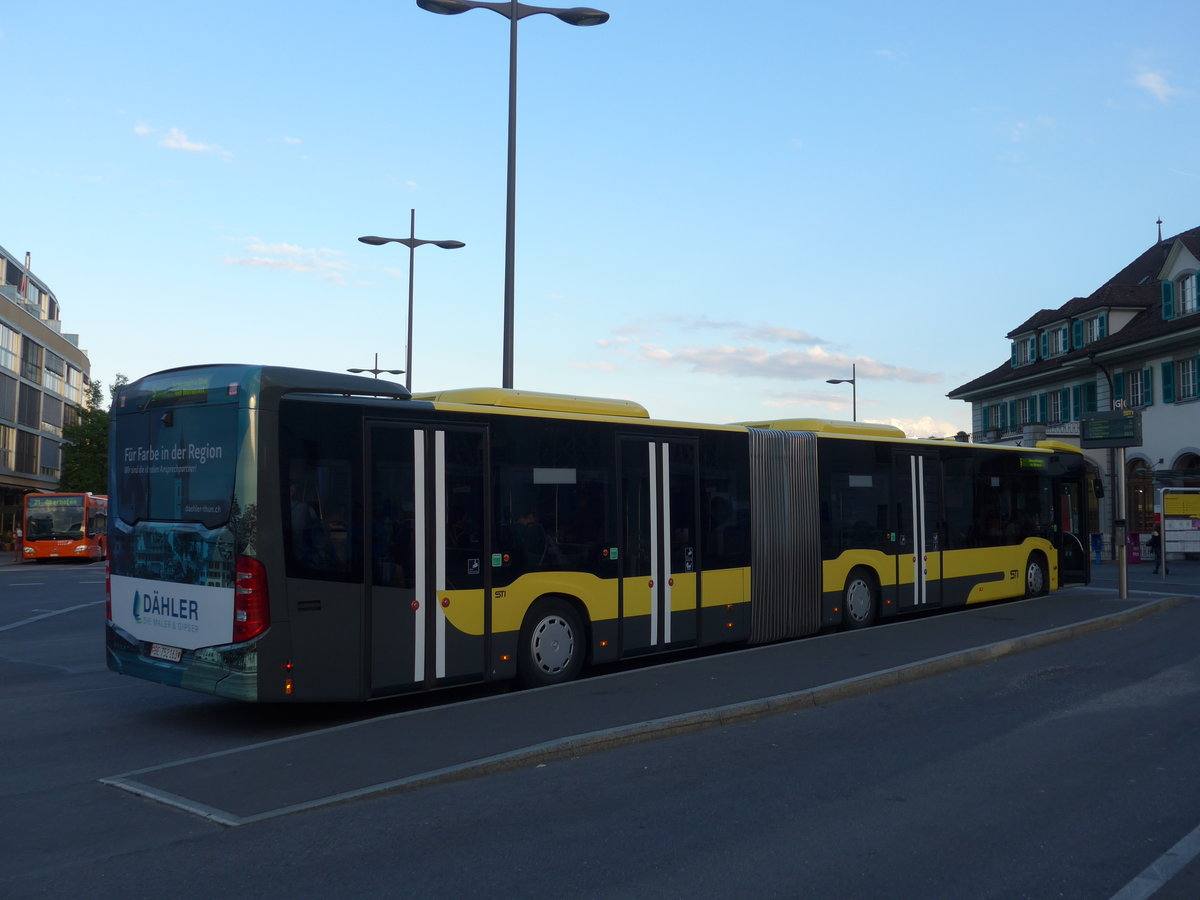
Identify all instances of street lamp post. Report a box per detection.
[359,209,465,391]
[826,363,857,422]
[416,0,609,389]
[348,352,405,380]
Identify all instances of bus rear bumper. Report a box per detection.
[106,625,258,701]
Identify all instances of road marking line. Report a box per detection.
[1109,820,1200,900]
[0,600,103,632]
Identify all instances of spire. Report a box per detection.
[1157,218,1163,243]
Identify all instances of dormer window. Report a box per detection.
[1013,336,1036,365]
[1085,313,1107,343]
[1049,327,1066,355]
[1178,274,1197,316]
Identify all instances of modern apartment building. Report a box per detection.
[949,226,1200,559]
[0,244,92,534]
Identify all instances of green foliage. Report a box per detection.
[58,374,127,495]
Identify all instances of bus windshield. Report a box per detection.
[112,403,238,529]
[25,496,86,540]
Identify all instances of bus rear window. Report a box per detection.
[113,404,237,529]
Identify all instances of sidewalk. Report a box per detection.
[101,584,1187,827]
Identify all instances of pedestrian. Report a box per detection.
[1148,526,1169,575]
[13,525,21,563]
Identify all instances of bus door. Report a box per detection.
[1054,476,1090,584]
[367,424,488,694]
[619,437,700,654]
[891,450,943,612]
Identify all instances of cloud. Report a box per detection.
[1133,70,1175,104]
[610,314,827,346]
[1009,115,1055,143]
[625,342,940,384]
[135,123,231,158]
[283,136,302,144]
[885,415,968,440]
[222,238,348,284]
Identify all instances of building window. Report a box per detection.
[1018,397,1033,425]
[1178,274,1198,316]
[1048,391,1062,423]
[0,323,17,373]
[1085,317,1101,343]
[0,424,13,469]
[1015,337,1036,365]
[1049,328,1065,355]
[1179,359,1198,400]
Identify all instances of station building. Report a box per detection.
[949,225,1200,562]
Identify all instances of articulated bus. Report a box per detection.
[23,492,108,562]
[105,365,1093,702]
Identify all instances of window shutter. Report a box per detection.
[1097,313,1108,339]
[1071,385,1081,420]
[1039,333,1049,359]
[1162,361,1175,403]
[1009,399,1017,426]
[1084,381,1097,413]
[1162,281,1175,320]
[1059,388,1069,422]
[999,402,1008,430]
[1072,321,1083,349]
[1142,366,1153,406]
[1061,325,1069,354]
[1037,392,1047,423]
[1113,372,1125,407]
[1011,343,1018,367]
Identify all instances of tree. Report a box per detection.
[58,375,127,494]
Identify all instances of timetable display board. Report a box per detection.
[1080,410,1142,449]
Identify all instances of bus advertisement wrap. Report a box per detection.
[108,575,235,649]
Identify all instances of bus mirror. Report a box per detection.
[1093,480,1104,499]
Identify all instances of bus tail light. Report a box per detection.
[234,556,270,642]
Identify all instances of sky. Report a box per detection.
[5,1,1200,437]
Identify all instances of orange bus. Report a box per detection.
[23,492,108,562]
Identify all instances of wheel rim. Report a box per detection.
[846,578,872,623]
[1027,560,1045,594]
[530,615,575,675]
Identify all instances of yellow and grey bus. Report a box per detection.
[105,365,1092,702]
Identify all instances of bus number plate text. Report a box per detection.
[150,643,183,663]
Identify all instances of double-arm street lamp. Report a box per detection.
[415,0,609,389]
[359,209,465,391]
[826,363,857,422]
[348,352,405,380]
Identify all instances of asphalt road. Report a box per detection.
[3,557,1200,899]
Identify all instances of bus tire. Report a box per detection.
[1025,553,1049,598]
[842,567,878,630]
[516,598,586,688]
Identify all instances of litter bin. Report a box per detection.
[1090,533,1104,564]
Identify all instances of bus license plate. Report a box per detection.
[150,643,183,663]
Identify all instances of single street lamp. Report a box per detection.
[360,210,465,391]
[416,0,609,389]
[826,363,857,422]
[348,352,405,380]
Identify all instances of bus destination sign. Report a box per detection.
[1080,409,1142,449]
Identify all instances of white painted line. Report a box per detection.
[1108,819,1200,900]
[0,600,103,632]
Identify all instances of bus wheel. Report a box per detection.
[517,599,585,688]
[843,568,878,630]
[1025,554,1048,597]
